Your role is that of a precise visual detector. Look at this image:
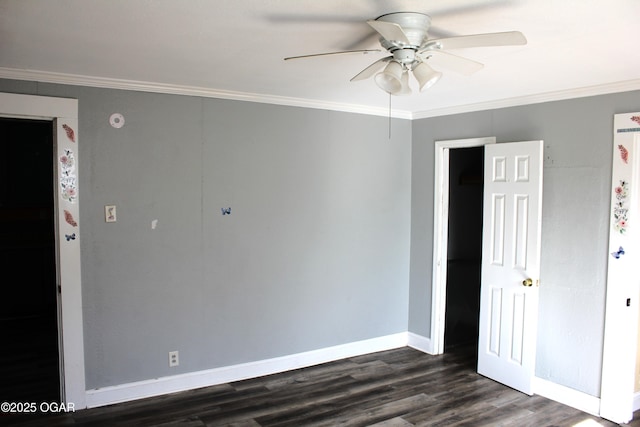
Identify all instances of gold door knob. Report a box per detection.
[522,278,533,287]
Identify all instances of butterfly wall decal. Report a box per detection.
[221,207,231,216]
[65,233,76,241]
[611,246,625,259]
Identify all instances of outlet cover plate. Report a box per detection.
[169,350,179,367]
[105,205,117,222]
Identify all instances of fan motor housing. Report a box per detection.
[389,48,417,65]
[375,12,431,47]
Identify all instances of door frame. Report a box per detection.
[600,113,640,423]
[430,136,496,355]
[0,92,86,408]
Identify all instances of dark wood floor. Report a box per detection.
[2,345,637,426]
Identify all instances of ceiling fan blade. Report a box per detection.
[366,20,410,44]
[350,56,392,81]
[266,13,363,24]
[427,25,458,40]
[428,31,527,50]
[429,1,516,20]
[284,49,381,61]
[419,50,484,76]
[343,30,380,50]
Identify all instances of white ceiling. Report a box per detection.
[1,0,639,118]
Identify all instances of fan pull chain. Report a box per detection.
[388,92,392,139]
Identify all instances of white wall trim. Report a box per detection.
[533,377,601,417]
[0,92,86,409]
[412,79,640,119]
[0,91,77,119]
[600,114,640,425]
[0,67,411,119]
[2,68,639,120]
[84,331,612,418]
[634,391,640,412]
[406,332,434,354]
[85,333,408,408]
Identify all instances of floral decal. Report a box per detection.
[64,210,78,227]
[631,116,640,126]
[60,178,77,203]
[59,149,77,203]
[59,151,74,169]
[613,180,629,234]
[62,124,75,142]
[618,145,629,164]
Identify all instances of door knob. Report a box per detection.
[522,278,533,287]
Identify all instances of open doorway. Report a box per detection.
[0,118,60,402]
[443,146,484,353]
[430,137,495,357]
[0,92,85,408]
[436,139,544,394]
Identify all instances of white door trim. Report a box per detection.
[0,92,86,408]
[600,113,640,424]
[431,136,496,355]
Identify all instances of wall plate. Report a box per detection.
[105,205,116,222]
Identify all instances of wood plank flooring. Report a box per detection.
[2,345,637,426]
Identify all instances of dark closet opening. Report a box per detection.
[0,118,60,402]
[444,146,484,354]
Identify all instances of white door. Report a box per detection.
[477,140,543,395]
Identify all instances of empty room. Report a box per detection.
[1,1,640,425]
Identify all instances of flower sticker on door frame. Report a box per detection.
[62,124,76,142]
[64,210,78,227]
[618,144,629,164]
[59,148,77,203]
[613,179,629,234]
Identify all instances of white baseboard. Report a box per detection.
[533,377,601,417]
[85,332,408,408]
[86,332,610,417]
[634,391,640,412]
[407,332,434,354]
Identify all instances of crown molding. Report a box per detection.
[0,68,413,119]
[1,67,638,121]
[411,79,640,119]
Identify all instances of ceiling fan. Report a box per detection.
[284,12,526,96]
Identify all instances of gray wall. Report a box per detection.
[3,77,639,398]
[409,90,640,397]
[0,80,412,389]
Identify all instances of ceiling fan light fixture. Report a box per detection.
[374,61,403,94]
[397,70,412,96]
[285,11,526,97]
[412,61,442,91]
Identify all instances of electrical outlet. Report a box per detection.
[169,350,179,367]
